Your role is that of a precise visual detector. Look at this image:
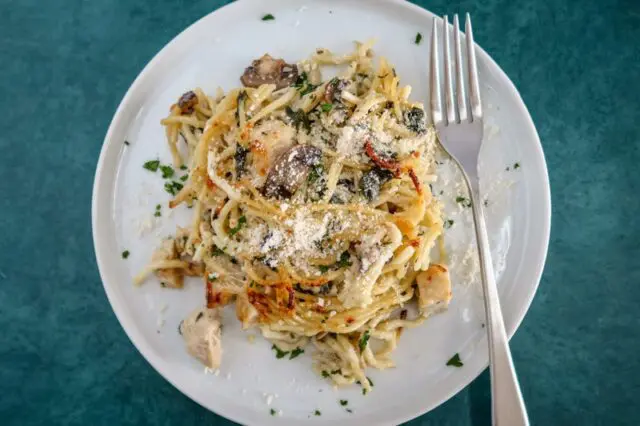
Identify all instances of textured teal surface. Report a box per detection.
[1,0,638,425]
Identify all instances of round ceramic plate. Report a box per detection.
[92,0,550,424]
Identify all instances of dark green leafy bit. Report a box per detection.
[415,32,423,44]
[272,344,289,359]
[314,410,321,416]
[446,353,464,367]
[180,165,188,170]
[289,347,305,359]
[154,211,161,217]
[318,265,330,273]
[320,103,333,112]
[229,216,247,236]
[294,72,308,88]
[361,167,394,200]
[514,162,521,169]
[160,165,174,178]
[404,107,426,134]
[340,399,348,406]
[444,219,454,229]
[121,250,130,259]
[358,330,371,352]
[262,13,275,21]
[211,246,224,256]
[456,196,472,207]
[235,144,249,177]
[270,408,276,416]
[336,251,351,268]
[285,106,311,130]
[307,164,324,184]
[321,370,330,378]
[164,181,184,196]
[143,160,160,172]
[180,174,188,182]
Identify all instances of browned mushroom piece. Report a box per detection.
[177,91,198,114]
[240,54,299,89]
[263,145,322,198]
[324,78,349,103]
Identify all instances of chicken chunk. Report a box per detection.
[415,264,452,316]
[235,291,259,329]
[152,238,184,288]
[179,308,223,369]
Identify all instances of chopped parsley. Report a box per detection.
[285,106,311,129]
[340,399,348,406]
[124,140,130,146]
[294,72,308,89]
[271,344,289,359]
[336,251,352,268]
[155,204,161,210]
[154,211,161,217]
[318,265,330,273]
[211,246,224,256]
[514,162,521,169]
[300,83,318,96]
[261,13,275,21]
[455,196,472,208]
[308,164,324,184]
[164,181,183,195]
[314,410,321,416]
[321,370,330,378]
[160,165,174,178]
[367,377,374,387]
[362,388,368,395]
[179,174,188,182]
[444,219,454,229]
[289,347,305,359]
[320,103,333,112]
[143,159,160,172]
[229,216,247,236]
[415,32,423,44]
[358,330,371,352]
[446,353,464,367]
[270,408,276,416]
[179,165,187,170]
[121,250,130,259]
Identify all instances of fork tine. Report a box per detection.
[430,17,443,126]
[442,16,455,125]
[453,15,468,123]
[465,13,482,120]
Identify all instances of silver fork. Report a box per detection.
[430,14,530,426]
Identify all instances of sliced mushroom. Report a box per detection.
[324,78,349,103]
[263,145,322,198]
[361,167,394,201]
[177,91,198,114]
[415,264,452,316]
[179,308,223,369]
[240,54,299,89]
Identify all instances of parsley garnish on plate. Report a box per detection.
[143,160,160,172]
[270,408,276,416]
[415,32,423,44]
[514,162,521,169]
[180,165,188,170]
[262,13,275,21]
[320,103,333,112]
[289,347,304,359]
[121,250,130,259]
[340,399,348,406]
[164,181,183,196]
[160,165,174,178]
[444,219,454,229]
[446,353,464,367]
[314,410,321,416]
[455,196,472,208]
[358,330,370,352]
[271,344,289,359]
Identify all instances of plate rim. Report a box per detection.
[92,0,551,424]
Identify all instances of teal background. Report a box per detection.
[1,0,638,424]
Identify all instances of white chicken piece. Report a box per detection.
[152,238,183,288]
[179,308,223,369]
[235,292,259,330]
[415,264,452,316]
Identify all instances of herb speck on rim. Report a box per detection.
[160,165,174,179]
[444,219,454,229]
[262,13,275,21]
[271,344,289,359]
[446,353,464,367]
[340,399,348,406]
[320,103,333,112]
[121,250,130,259]
[314,410,321,416]
[358,330,370,351]
[289,347,304,359]
[270,408,276,416]
[415,32,423,44]
[180,165,188,170]
[143,160,160,172]
[455,196,472,208]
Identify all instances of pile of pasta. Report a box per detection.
[137,41,449,392]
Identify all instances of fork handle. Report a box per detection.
[468,179,530,426]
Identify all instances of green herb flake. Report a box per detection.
[211,246,224,256]
[229,216,247,236]
[446,353,464,367]
[289,347,305,359]
[121,250,130,259]
[180,165,188,170]
[164,181,183,196]
[308,164,324,184]
[358,330,371,352]
[455,196,472,208]
[367,377,374,387]
[320,103,333,112]
[160,165,174,179]
[262,13,275,21]
[336,251,352,268]
[340,399,348,406]
[179,174,188,182]
[155,204,161,210]
[154,211,161,217]
[314,410,321,416]
[514,162,521,169]
[318,265,330,273]
[415,32,423,44]
[270,408,276,416]
[321,370,330,378]
[272,344,289,359]
[143,160,160,172]
[444,219,454,229]
[362,388,368,395]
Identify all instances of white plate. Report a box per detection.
[92,0,551,424]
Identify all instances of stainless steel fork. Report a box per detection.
[430,14,530,426]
